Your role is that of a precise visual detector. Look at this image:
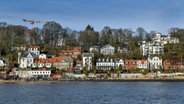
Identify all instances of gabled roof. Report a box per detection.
[100,44,114,50]
[21,51,37,58]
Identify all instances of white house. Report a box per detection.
[28,46,40,56]
[137,60,148,69]
[139,41,164,56]
[148,56,162,69]
[96,58,115,70]
[115,58,124,69]
[100,44,115,55]
[153,33,179,45]
[0,60,5,68]
[18,70,51,79]
[89,46,100,52]
[39,54,47,59]
[82,53,94,70]
[139,33,179,56]
[18,52,37,68]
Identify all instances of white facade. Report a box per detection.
[115,59,124,68]
[100,44,115,55]
[18,70,51,78]
[139,41,164,56]
[139,33,179,56]
[82,53,94,70]
[96,58,115,70]
[148,56,162,69]
[28,46,40,56]
[137,60,148,69]
[0,60,5,67]
[89,46,99,52]
[19,52,36,68]
[153,33,179,45]
[39,54,47,59]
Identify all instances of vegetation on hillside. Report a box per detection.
[0,21,184,64]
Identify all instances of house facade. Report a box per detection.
[18,52,37,68]
[137,60,148,69]
[153,33,179,45]
[18,70,51,79]
[148,56,162,69]
[124,60,137,70]
[163,60,184,70]
[89,46,100,52]
[28,46,40,56]
[139,33,179,56]
[39,54,47,59]
[56,56,73,70]
[61,47,81,58]
[96,58,115,70]
[115,58,124,68]
[82,53,94,70]
[100,44,115,55]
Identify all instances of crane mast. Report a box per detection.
[22,19,48,45]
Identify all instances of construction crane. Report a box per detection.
[22,19,48,45]
[22,19,48,25]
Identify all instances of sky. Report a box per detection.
[1,0,184,34]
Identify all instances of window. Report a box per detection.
[132,62,136,64]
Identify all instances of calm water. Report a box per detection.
[0,81,184,104]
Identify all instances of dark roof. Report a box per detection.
[21,51,37,58]
[96,58,115,62]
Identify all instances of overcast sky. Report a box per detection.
[1,0,184,34]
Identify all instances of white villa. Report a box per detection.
[115,58,124,68]
[18,52,37,68]
[148,56,163,69]
[100,44,115,55]
[96,58,115,70]
[139,33,179,56]
[28,46,40,56]
[96,58,124,70]
[82,53,94,70]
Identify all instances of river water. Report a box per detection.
[0,81,184,104]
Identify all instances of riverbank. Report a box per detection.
[1,76,184,83]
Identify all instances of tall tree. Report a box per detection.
[79,25,99,51]
[30,27,41,45]
[100,26,111,46]
[42,21,62,47]
[169,28,184,44]
[136,27,147,41]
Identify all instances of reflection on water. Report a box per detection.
[0,82,184,104]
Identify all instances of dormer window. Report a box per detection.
[102,59,105,62]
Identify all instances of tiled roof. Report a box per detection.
[29,46,40,49]
[34,56,62,63]
[137,60,147,64]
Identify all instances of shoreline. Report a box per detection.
[1,78,184,83]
